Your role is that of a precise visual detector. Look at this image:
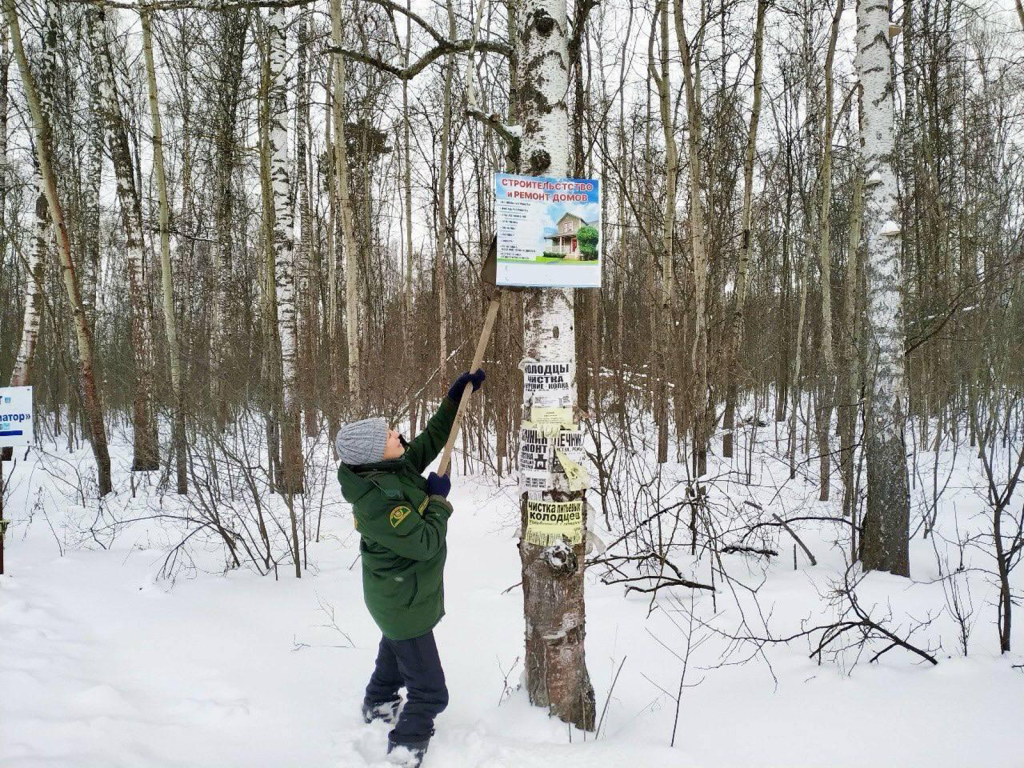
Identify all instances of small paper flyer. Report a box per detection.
[518,424,588,493]
[552,428,587,486]
[529,406,574,437]
[525,499,584,546]
[495,172,601,289]
[520,359,574,409]
[519,426,554,491]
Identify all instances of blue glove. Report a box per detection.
[446,368,486,404]
[427,472,451,498]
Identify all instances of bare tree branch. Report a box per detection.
[327,39,510,82]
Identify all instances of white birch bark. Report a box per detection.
[722,0,766,460]
[268,7,304,498]
[258,41,283,484]
[10,170,48,389]
[403,0,414,435]
[651,0,677,465]
[672,0,711,476]
[4,0,112,495]
[84,54,102,330]
[296,10,316,437]
[435,0,455,397]
[818,0,843,370]
[517,0,595,730]
[840,166,863,524]
[88,7,159,471]
[141,10,186,494]
[10,2,55,391]
[857,0,910,576]
[813,0,844,501]
[0,24,6,225]
[324,56,340,432]
[329,0,362,415]
[789,243,810,478]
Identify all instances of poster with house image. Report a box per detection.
[494,172,601,288]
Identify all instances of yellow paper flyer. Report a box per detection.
[525,499,584,546]
[555,448,590,491]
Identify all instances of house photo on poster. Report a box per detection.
[494,172,601,288]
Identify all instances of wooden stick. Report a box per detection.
[772,513,817,566]
[438,296,500,476]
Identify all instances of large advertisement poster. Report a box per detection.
[495,172,601,289]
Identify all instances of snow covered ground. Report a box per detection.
[2,423,1023,768]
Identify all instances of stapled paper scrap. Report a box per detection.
[555,447,590,491]
[526,406,574,437]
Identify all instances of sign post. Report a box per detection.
[0,386,34,575]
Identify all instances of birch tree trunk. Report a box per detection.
[173,20,195,382]
[435,0,455,399]
[651,0,677,465]
[268,8,305,497]
[814,0,844,501]
[325,56,339,438]
[259,37,283,489]
[0,23,6,235]
[722,0,766,460]
[210,11,248,430]
[4,0,112,496]
[402,0,415,436]
[83,49,102,332]
[672,0,711,476]
[88,7,159,472]
[141,10,186,494]
[857,1,911,577]
[8,2,54,395]
[10,170,47,390]
[329,0,362,415]
[788,236,811,478]
[839,167,863,521]
[296,10,316,437]
[517,0,596,730]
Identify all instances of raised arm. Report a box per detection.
[404,397,458,473]
[405,370,486,473]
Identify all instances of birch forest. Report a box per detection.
[2,0,1024,764]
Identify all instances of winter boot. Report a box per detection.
[386,735,430,767]
[362,698,401,725]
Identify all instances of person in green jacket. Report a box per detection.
[336,369,485,767]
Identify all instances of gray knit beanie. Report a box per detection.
[335,417,389,465]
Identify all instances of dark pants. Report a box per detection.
[365,630,448,743]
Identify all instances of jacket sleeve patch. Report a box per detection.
[389,505,413,528]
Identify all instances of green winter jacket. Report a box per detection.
[337,397,458,641]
